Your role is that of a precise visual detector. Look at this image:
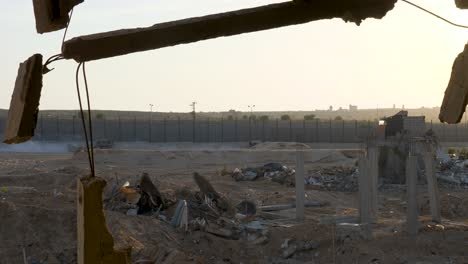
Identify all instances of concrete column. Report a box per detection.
[77,176,130,264]
[358,156,373,240]
[295,150,305,221]
[406,155,419,236]
[368,147,379,221]
[358,157,371,224]
[423,152,441,223]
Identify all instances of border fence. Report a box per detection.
[0,116,466,143]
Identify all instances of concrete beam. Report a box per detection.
[77,176,130,264]
[62,0,397,62]
[3,54,43,144]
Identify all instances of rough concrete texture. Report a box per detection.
[368,147,379,220]
[423,152,441,223]
[358,157,371,224]
[3,54,43,144]
[455,0,468,9]
[405,156,419,236]
[295,150,305,221]
[62,0,397,62]
[33,0,84,34]
[77,176,130,264]
[439,43,468,124]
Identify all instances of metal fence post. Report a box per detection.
[41,114,44,141]
[262,119,265,141]
[354,120,358,142]
[329,119,332,143]
[72,115,75,140]
[207,118,210,143]
[249,118,252,142]
[235,117,238,142]
[103,118,107,138]
[118,116,121,141]
[56,114,60,141]
[134,116,137,141]
[275,118,279,141]
[289,119,292,142]
[221,117,224,143]
[315,119,319,142]
[164,118,167,143]
[342,119,345,143]
[302,119,306,142]
[178,117,181,141]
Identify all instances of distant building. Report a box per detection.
[349,104,358,111]
[382,111,426,138]
[329,106,333,111]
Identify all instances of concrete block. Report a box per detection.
[33,0,84,34]
[439,43,468,124]
[3,54,43,144]
[77,176,130,264]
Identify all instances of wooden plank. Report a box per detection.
[3,54,43,144]
[62,0,397,62]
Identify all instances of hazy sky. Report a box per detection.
[1,0,468,112]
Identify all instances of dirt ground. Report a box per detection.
[0,143,466,264]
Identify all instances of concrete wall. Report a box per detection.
[0,116,465,143]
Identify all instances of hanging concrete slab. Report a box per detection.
[455,0,468,9]
[439,44,468,124]
[62,0,397,62]
[3,54,43,144]
[33,0,84,34]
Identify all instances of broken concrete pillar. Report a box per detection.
[295,150,305,221]
[33,0,84,34]
[423,152,441,223]
[358,157,371,224]
[77,176,130,264]
[368,147,379,221]
[439,43,468,124]
[358,156,373,239]
[62,0,397,62]
[405,155,419,236]
[3,54,43,144]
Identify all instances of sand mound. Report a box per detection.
[250,142,311,150]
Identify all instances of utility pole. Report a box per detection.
[190,102,197,142]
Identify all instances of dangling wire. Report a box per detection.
[62,8,74,49]
[402,0,468,29]
[43,8,75,74]
[75,62,96,177]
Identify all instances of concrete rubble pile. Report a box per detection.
[230,163,358,191]
[437,152,468,188]
[104,172,273,244]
